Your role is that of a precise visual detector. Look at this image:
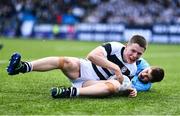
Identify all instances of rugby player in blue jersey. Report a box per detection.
[132,58,164,92]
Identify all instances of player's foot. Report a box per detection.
[7,53,22,75]
[51,86,77,98]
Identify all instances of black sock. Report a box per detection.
[19,62,32,73]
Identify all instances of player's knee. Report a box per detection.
[58,57,66,69]
[59,57,75,69]
[105,80,120,94]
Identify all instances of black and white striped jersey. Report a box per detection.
[91,42,137,80]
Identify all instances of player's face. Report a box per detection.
[138,67,152,83]
[124,43,145,64]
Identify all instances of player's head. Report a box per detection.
[138,66,165,84]
[124,35,147,64]
[128,35,147,50]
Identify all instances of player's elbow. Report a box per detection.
[87,46,105,61]
[87,53,96,61]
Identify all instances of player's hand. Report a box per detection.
[114,69,124,83]
[115,74,124,83]
[127,88,137,97]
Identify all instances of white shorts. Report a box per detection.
[70,59,100,88]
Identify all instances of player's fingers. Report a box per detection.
[116,75,124,83]
[128,89,137,97]
[129,93,137,97]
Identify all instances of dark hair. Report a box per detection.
[128,35,147,50]
[150,67,165,83]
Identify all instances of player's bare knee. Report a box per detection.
[105,80,120,93]
[59,57,77,70]
[105,80,119,94]
[58,57,66,69]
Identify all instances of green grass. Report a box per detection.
[0,37,180,115]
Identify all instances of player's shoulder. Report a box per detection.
[106,41,124,48]
[137,58,149,66]
[102,41,125,54]
[108,41,124,45]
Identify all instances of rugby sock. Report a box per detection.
[19,62,32,73]
[70,87,79,97]
[76,88,80,96]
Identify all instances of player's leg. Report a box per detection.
[50,74,134,98]
[51,80,120,98]
[82,75,132,91]
[82,78,136,97]
[7,53,57,75]
[7,53,80,80]
[79,80,120,96]
[30,56,80,80]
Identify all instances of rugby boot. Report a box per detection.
[7,53,22,75]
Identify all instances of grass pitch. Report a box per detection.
[0,37,180,115]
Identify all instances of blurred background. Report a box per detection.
[0,0,180,43]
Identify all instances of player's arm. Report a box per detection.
[87,46,123,83]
